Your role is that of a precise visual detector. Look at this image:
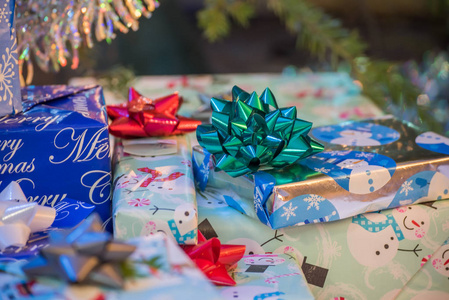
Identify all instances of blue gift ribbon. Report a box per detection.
[192,150,211,192]
[254,172,276,228]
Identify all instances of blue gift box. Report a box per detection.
[0,0,22,117]
[0,85,111,222]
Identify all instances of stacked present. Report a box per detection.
[1,10,448,296]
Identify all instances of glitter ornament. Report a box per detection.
[16,0,159,84]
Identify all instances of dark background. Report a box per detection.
[31,0,449,85]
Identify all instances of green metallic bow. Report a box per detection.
[196,86,324,177]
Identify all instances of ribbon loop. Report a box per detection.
[107,88,201,138]
[182,231,245,286]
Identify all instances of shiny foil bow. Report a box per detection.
[182,231,245,286]
[23,215,136,289]
[196,86,325,177]
[0,182,55,250]
[107,88,202,138]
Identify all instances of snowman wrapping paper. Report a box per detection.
[0,233,223,300]
[112,135,198,244]
[196,187,449,299]
[219,254,314,300]
[193,116,449,229]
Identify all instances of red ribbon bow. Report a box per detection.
[182,231,245,286]
[107,88,201,138]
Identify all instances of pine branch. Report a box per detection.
[197,0,255,41]
[197,0,442,132]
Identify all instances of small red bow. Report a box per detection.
[182,231,245,286]
[107,88,201,138]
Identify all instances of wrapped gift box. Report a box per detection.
[219,253,314,299]
[194,117,449,229]
[0,85,111,222]
[196,187,449,299]
[112,135,198,244]
[0,0,21,117]
[0,233,223,299]
[70,72,384,124]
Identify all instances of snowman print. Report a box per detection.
[303,151,396,195]
[418,171,449,202]
[429,240,449,278]
[114,171,143,189]
[140,203,197,244]
[331,128,381,146]
[227,238,265,256]
[347,205,429,267]
[312,122,400,146]
[221,286,284,300]
[336,158,392,194]
[389,170,449,208]
[137,167,187,195]
[196,187,228,208]
[416,131,449,155]
[243,255,285,273]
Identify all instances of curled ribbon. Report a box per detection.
[107,87,202,138]
[23,214,136,289]
[0,182,55,250]
[196,86,325,177]
[182,231,245,286]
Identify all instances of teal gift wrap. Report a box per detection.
[112,135,198,244]
[219,253,314,300]
[196,188,449,299]
[194,117,449,229]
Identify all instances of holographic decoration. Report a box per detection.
[15,0,159,84]
[197,86,324,177]
[400,52,449,135]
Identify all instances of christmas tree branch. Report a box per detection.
[197,0,442,132]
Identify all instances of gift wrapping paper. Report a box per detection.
[219,253,314,299]
[0,233,223,300]
[0,85,111,222]
[194,116,449,229]
[0,0,22,117]
[196,187,449,299]
[69,72,384,125]
[394,238,449,299]
[112,135,198,244]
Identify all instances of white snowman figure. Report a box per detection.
[331,128,381,146]
[140,203,197,244]
[197,188,228,208]
[336,158,391,194]
[393,206,430,240]
[221,286,284,300]
[347,206,429,267]
[227,238,265,256]
[429,241,449,277]
[416,131,449,147]
[243,255,285,273]
[418,171,449,202]
[114,171,142,189]
[347,213,400,267]
[173,203,197,236]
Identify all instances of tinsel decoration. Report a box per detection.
[15,0,159,85]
